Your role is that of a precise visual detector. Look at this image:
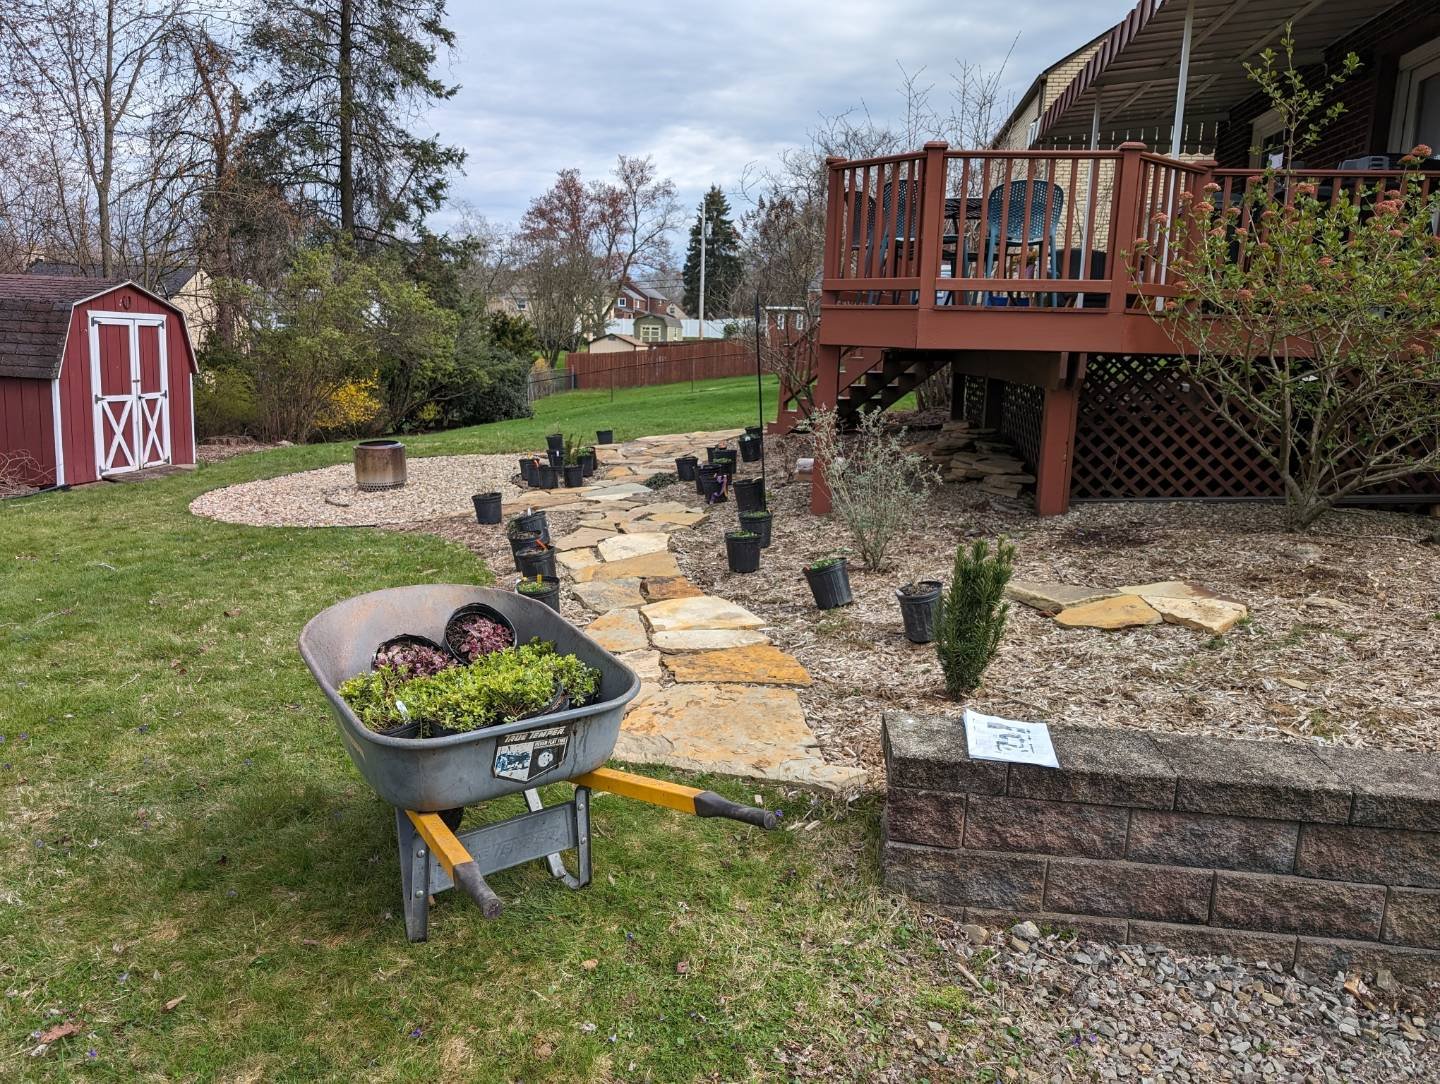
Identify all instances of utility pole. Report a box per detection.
[698,204,708,335]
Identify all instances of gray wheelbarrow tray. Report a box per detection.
[298,584,640,812]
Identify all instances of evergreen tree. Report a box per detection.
[681,186,741,317]
[247,0,464,244]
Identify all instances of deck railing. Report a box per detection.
[823,143,1437,317]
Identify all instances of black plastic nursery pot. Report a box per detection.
[675,454,698,481]
[545,433,565,453]
[471,492,502,525]
[515,575,562,612]
[697,464,728,502]
[713,454,737,479]
[739,434,762,463]
[546,448,564,469]
[596,429,614,445]
[507,529,542,567]
[804,559,853,610]
[895,580,942,644]
[706,445,729,463]
[733,478,765,515]
[515,544,558,580]
[579,452,595,478]
[510,509,550,543]
[725,532,761,574]
[518,456,536,484]
[538,464,560,489]
[740,510,773,548]
[563,464,584,488]
[443,602,517,662]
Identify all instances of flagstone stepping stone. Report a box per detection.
[641,595,765,632]
[650,629,771,652]
[641,510,707,528]
[553,527,614,551]
[1118,580,1222,600]
[557,548,602,573]
[585,608,649,652]
[1006,581,1118,612]
[614,684,864,791]
[1054,594,1163,630]
[616,648,663,682]
[662,643,811,686]
[598,532,671,561]
[571,578,646,612]
[642,576,704,601]
[1146,595,1248,635]
[584,483,652,501]
[575,552,683,582]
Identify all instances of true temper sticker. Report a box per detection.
[493,724,571,783]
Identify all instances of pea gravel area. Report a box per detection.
[189,453,523,528]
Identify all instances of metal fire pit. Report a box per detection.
[354,439,407,491]
[299,584,778,941]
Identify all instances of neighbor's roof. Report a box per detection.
[593,333,646,346]
[26,259,200,298]
[0,274,123,380]
[635,311,681,327]
[1037,0,1395,147]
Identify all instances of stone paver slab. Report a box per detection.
[662,643,812,686]
[553,527,614,551]
[641,510,708,528]
[1116,580,1220,600]
[557,548,602,573]
[1054,594,1163,630]
[583,483,652,502]
[641,595,766,632]
[1006,581,1118,612]
[570,578,645,612]
[585,608,649,652]
[575,552,683,583]
[614,684,863,791]
[643,576,704,601]
[651,629,771,652]
[616,648,663,682]
[1145,595,1248,635]
[598,532,671,562]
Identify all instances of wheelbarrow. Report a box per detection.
[299,584,778,941]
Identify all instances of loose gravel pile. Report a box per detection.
[933,918,1439,1083]
[189,454,523,528]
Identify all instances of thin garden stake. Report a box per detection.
[753,292,766,487]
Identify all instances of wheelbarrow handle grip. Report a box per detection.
[693,791,781,830]
[453,861,504,919]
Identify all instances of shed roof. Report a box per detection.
[0,274,124,380]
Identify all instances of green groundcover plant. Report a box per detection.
[340,641,599,735]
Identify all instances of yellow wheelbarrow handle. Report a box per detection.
[571,767,781,829]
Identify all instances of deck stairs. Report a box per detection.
[771,349,950,433]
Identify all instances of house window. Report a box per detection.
[1392,39,1440,153]
[616,296,627,308]
[1249,109,1286,169]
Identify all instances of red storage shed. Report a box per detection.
[0,275,198,488]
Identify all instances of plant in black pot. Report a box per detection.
[507,528,542,568]
[713,453,737,480]
[895,580,942,644]
[337,667,421,738]
[509,510,550,543]
[675,454,698,481]
[596,429,614,445]
[516,574,561,612]
[545,432,565,454]
[733,477,765,514]
[444,604,516,662]
[516,541,557,580]
[725,529,761,574]
[472,492,502,525]
[561,434,586,487]
[538,462,560,489]
[373,634,455,679]
[578,446,596,478]
[740,508,773,548]
[804,556,853,610]
[697,463,728,503]
[739,433,762,463]
[706,444,730,464]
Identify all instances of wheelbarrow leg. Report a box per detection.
[523,787,591,890]
[395,808,431,943]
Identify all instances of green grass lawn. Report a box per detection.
[0,376,991,1081]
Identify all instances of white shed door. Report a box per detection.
[89,312,169,475]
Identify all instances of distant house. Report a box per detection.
[991,32,1109,151]
[25,260,217,344]
[587,333,648,354]
[634,312,682,343]
[607,279,685,323]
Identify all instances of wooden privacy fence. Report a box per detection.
[564,340,755,390]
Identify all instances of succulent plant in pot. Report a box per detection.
[725,529,761,573]
[804,556,853,610]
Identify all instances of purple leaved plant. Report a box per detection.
[374,639,453,678]
[451,614,514,662]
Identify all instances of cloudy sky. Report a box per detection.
[430,0,1134,230]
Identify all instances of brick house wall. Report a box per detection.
[1215,0,1440,168]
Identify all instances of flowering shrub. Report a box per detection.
[317,375,383,435]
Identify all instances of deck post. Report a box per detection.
[1035,379,1080,517]
[1108,142,1148,314]
[918,141,949,310]
[809,344,842,514]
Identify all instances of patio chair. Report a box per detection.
[980,179,1065,306]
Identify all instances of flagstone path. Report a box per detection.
[504,430,866,793]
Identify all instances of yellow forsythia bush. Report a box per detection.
[318,375,383,433]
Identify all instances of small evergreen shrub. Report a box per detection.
[936,539,1016,699]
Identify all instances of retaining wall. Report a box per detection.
[882,712,1440,984]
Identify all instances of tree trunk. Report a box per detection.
[338,0,355,235]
